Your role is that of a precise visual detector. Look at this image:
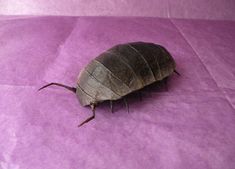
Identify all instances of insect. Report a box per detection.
[39,42,180,127]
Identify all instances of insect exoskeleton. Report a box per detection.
[39,42,180,127]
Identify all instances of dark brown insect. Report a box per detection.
[39,42,180,127]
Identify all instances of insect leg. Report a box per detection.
[38,82,76,93]
[123,98,129,113]
[78,104,96,127]
[174,70,181,76]
[110,101,114,113]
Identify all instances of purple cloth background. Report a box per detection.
[1,1,235,168]
[0,0,235,20]
[0,16,235,169]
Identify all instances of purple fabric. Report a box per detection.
[0,0,235,20]
[0,16,235,169]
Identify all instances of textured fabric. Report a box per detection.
[0,0,235,20]
[0,16,235,169]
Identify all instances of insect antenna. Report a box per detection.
[174,70,181,76]
[38,82,76,93]
[78,104,96,127]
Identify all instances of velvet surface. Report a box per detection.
[0,16,235,169]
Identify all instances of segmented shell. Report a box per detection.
[76,42,176,106]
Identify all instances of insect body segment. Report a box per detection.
[39,42,179,127]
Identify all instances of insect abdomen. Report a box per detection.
[77,42,176,106]
[130,42,176,80]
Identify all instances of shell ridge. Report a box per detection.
[77,84,95,105]
[128,44,156,82]
[92,59,132,92]
[105,50,144,88]
[84,68,122,98]
[154,46,163,80]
